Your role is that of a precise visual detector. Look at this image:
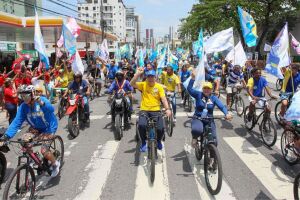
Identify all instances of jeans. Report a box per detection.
[138,111,164,144]
[83,96,90,118]
[5,103,17,124]
[170,93,177,117]
[191,119,217,145]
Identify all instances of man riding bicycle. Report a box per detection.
[180,64,191,104]
[161,65,181,122]
[1,85,60,177]
[187,70,232,147]
[130,68,172,152]
[279,63,300,120]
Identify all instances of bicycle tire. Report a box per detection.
[294,172,300,200]
[243,106,255,130]
[274,101,284,126]
[68,114,79,138]
[0,152,7,184]
[50,135,65,169]
[260,118,277,147]
[281,130,299,165]
[57,100,63,120]
[235,96,245,117]
[195,138,203,161]
[188,95,193,113]
[115,114,123,140]
[204,144,223,195]
[3,164,35,200]
[135,121,140,142]
[149,141,156,184]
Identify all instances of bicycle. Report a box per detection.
[188,116,223,195]
[53,88,68,120]
[164,91,175,137]
[275,92,292,126]
[183,89,193,112]
[136,112,162,184]
[2,135,64,200]
[244,98,277,147]
[228,84,245,116]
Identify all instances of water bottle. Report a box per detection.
[201,108,208,118]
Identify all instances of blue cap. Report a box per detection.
[145,70,156,77]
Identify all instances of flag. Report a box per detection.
[204,27,234,54]
[264,43,272,52]
[237,6,258,47]
[197,28,204,59]
[62,23,76,56]
[290,33,300,55]
[266,23,290,79]
[193,52,206,91]
[225,41,248,67]
[34,9,50,69]
[138,49,144,67]
[285,90,300,121]
[99,39,109,63]
[71,51,84,75]
[115,46,121,62]
[57,17,80,48]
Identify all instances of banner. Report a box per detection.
[225,41,248,67]
[204,27,234,54]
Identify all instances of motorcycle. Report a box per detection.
[110,91,131,140]
[66,93,89,138]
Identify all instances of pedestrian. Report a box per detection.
[4,78,18,124]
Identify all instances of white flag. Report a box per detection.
[204,27,234,54]
[72,51,84,75]
[99,39,109,62]
[225,41,248,67]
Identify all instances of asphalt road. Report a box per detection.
[0,74,298,200]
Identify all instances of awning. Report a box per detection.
[0,11,118,44]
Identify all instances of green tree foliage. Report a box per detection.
[179,0,300,54]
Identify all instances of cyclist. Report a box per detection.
[205,64,220,96]
[130,68,172,152]
[1,85,60,177]
[64,72,91,124]
[226,65,247,108]
[106,70,133,124]
[179,64,191,104]
[187,70,232,147]
[107,60,118,84]
[279,63,300,120]
[161,65,181,122]
[246,68,277,120]
[89,60,103,97]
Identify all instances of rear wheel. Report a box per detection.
[204,144,222,195]
[235,95,245,117]
[3,164,35,200]
[260,118,277,147]
[244,106,255,130]
[0,152,7,184]
[294,172,300,200]
[188,95,193,113]
[115,114,123,140]
[68,113,79,138]
[281,130,299,165]
[149,140,156,184]
[274,101,284,126]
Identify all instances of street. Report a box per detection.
[0,74,296,200]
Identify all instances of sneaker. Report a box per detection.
[173,117,177,123]
[51,160,61,177]
[191,138,197,148]
[139,143,147,152]
[157,140,163,150]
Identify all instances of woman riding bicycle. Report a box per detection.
[187,70,232,148]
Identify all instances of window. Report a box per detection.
[85,7,88,10]
[93,13,96,17]
[86,13,89,17]
[86,20,89,24]
[78,14,81,17]
[118,0,122,2]
[78,7,81,11]
[104,0,107,3]
[93,20,96,24]
[94,0,98,3]
[93,7,96,10]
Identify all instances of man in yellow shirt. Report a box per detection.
[64,65,74,84]
[131,68,171,152]
[161,65,181,122]
[55,69,69,88]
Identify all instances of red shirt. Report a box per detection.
[4,87,18,105]
[44,72,50,84]
[0,74,7,87]
[14,77,31,88]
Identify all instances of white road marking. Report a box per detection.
[184,140,236,200]
[74,141,119,200]
[7,162,11,168]
[64,151,71,157]
[68,142,78,149]
[90,115,105,120]
[224,136,293,199]
[134,145,170,200]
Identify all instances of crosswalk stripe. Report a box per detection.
[223,136,292,200]
[90,115,105,120]
[184,142,236,200]
[74,141,120,200]
[134,146,170,200]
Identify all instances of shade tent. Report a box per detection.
[0,11,117,43]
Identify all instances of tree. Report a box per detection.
[178,0,300,56]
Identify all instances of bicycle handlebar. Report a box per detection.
[188,116,224,120]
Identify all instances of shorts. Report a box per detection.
[23,128,55,149]
[95,78,103,84]
[248,97,268,108]
[226,83,242,94]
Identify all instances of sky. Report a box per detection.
[41,0,196,37]
[123,0,196,37]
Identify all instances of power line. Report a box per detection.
[52,0,77,8]
[45,0,79,14]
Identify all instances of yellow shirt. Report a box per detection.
[162,73,180,92]
[65,70,74,82]
[136,82,165,111]
[282,69,291,93]
[56,76,69,88]
[159,71,167,83]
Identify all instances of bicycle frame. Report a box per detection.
[252,102,271,125]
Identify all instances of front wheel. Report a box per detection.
[0,152,7,184]
[274,101,284,126]
[3,164,35,200]
[260,117,277,147]
[115,114,123,140]
[188,95,193,113]
[281,130,299,165]
[50,135,65,168]
[204,144,222,195]
[294,172,300,200]
[195,137,203,161]
[149,140,156,184]
[68,114,79,138]
[235,95,245,117]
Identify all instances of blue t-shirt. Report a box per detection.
[252,77,268,97]
[107,65,118,79]
[286,73,300,93]
[180,70,191,83]
[68,80,89,95]
[107,80,133,94]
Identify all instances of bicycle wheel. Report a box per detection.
[0,152,7,184]
[68,114,79,138]
[281,130,299,165]
[294,172,300,200]
[3,164,35,200]
[204,144,222,195]
[165,104,174,137]
[260,118,277,147]
[49,135,65,168]
[235,95,245,117]
[115,114,123,140]
[274,101,284,126]
[149,140,156,184]
[243,106,255,130]
[195,138,203,161]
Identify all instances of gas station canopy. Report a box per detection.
[0,11,118,44]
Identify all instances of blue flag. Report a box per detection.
[62,23,76,56]
[238,6,258,47]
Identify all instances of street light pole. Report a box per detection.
[100,0,104,42]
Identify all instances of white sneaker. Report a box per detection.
[173,118,177,123]
[51,160,61,177]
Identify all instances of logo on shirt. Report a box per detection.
[152,87,159,95]
[168,78,173,83]
[253,86,257,90]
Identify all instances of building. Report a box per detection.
[145,28,154,48]
[125,7,135,44]
[78,0,126,52]
[0,0,42,16]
